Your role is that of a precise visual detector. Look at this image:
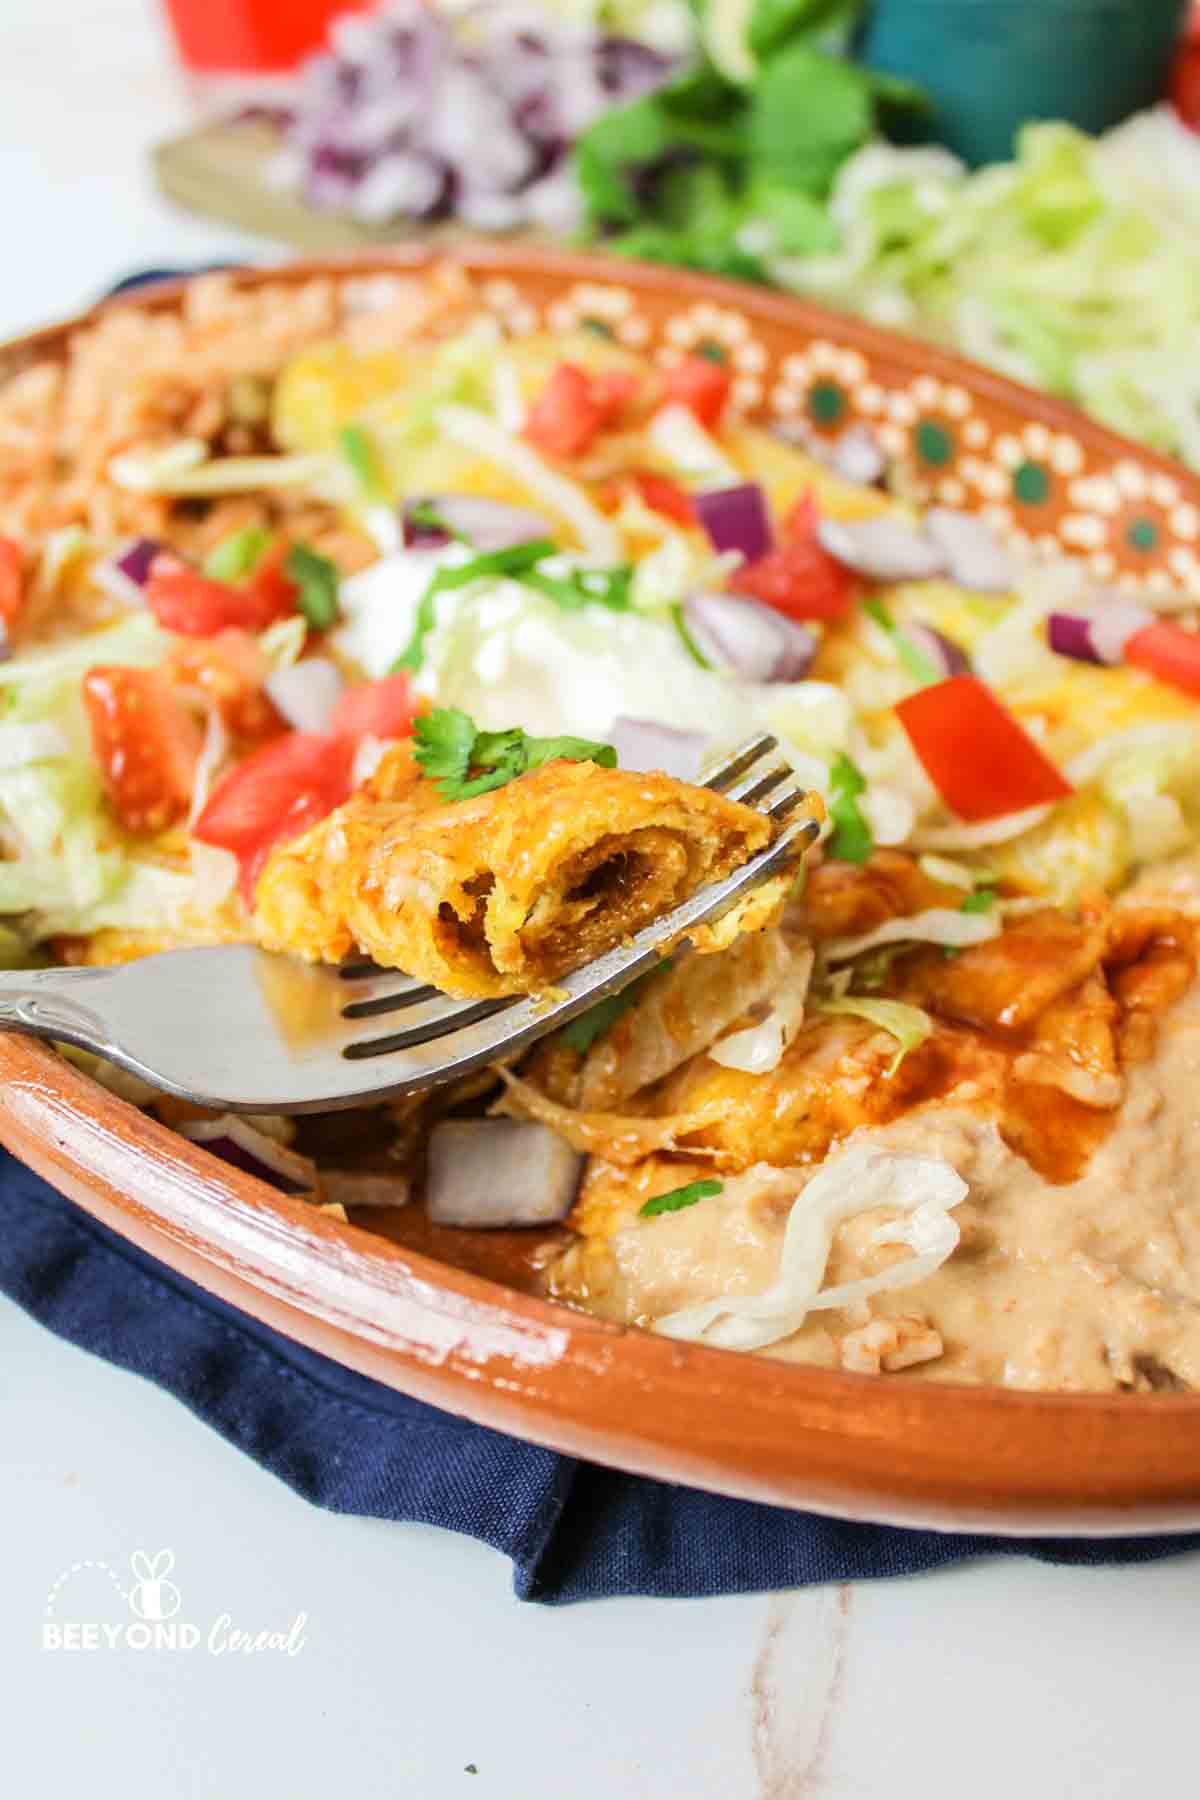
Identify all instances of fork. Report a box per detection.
[0,734,819,1113]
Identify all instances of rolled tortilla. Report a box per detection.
[574,928,797,1110]
[255,746,810,997]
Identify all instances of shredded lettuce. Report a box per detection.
[815,994,932,1076]
[653,1146,966,1350]
[436,404,621,562]
[772,119,1200,471]
[0,614,200,938]
[824,905,1000,963]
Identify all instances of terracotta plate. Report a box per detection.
[5,247,1200,1536]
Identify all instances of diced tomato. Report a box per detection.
[589,369,638,422]
[895,674,1073,822]
[193,730,355,903]
[82,665,204,835]
[0,536,25,632]
[731,495,855,622]
[525,362,636,459]
[240,540,300,629]
[145,550,296,637]
[1124,620,1200,698]
[662,354,732,429]
[329,672,422,743]
[631,470,695,526]
[1170,22,1200,132]
[168,628,282,742]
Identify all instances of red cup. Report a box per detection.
[162,0,375,74]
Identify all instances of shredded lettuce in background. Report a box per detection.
[770,118,1200,471]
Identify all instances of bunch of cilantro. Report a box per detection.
[574,0,926,280]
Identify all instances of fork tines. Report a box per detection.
[332,731,817,1063]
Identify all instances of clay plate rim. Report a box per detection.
[4,245,1200,1537]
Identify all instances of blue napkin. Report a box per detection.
[4,1151,1199,1602]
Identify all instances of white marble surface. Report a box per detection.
[3,2,1200,1791]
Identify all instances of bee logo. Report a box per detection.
[128,1550,182,1622]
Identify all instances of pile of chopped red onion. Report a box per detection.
[269,0,679,231]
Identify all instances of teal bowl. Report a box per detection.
[860,0,1187,165]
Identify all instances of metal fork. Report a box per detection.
[0,734,819,1113]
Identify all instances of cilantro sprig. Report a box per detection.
[413,707,616,803]
[640,1178,723,1219]
[391,540,558,673]
[960,886,997,915]
[826,751,873,864]
[285,543,340,630]
[390,540,636,675]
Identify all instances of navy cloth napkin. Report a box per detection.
[5,1150,1200,1602]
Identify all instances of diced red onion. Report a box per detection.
[906,621,970,677]
[693,484,773,563]
[684,592,817,683]
[94,537,163,605]
[179,1116,318,1195]
[264,657,345,733]
[426,1120,582,1227]
[830,426,886,488]
[116,537,162,587]
[924,508,1018,593]
[1048,604,1152,667]
[609,716,708,781]
[402,494,552,551]
[817,516,946,583]
[1047,613,1101,664]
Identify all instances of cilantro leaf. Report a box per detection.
[960,887,998,914]
[748,46,874,198]
[559,958,673,1054]
[413,707,616,803]
[523,734,618,773]
[410,708,478,793]
[340,424,384,502]
[747,0,856,60]
[285,542,340,630]
[826,751,873,864]
[522,563,633,612]
[390,539,557,673]
[640,1177,723,1218]
[203,524,271,583]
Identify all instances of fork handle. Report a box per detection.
[0,964,117,1055]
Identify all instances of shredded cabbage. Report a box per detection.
[629,532,740,614]
[771,118,1200,472]
[909,805,1054,851]
[653,1146,967,1350]
[814,995,932,1076]
[707,946,813,1073]
[110,446,335,498]
[436,404,621,562]
[1068,722,1200,865]
[644,404,741,489]
[0,614,200,938]
[824,906,1000,963]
